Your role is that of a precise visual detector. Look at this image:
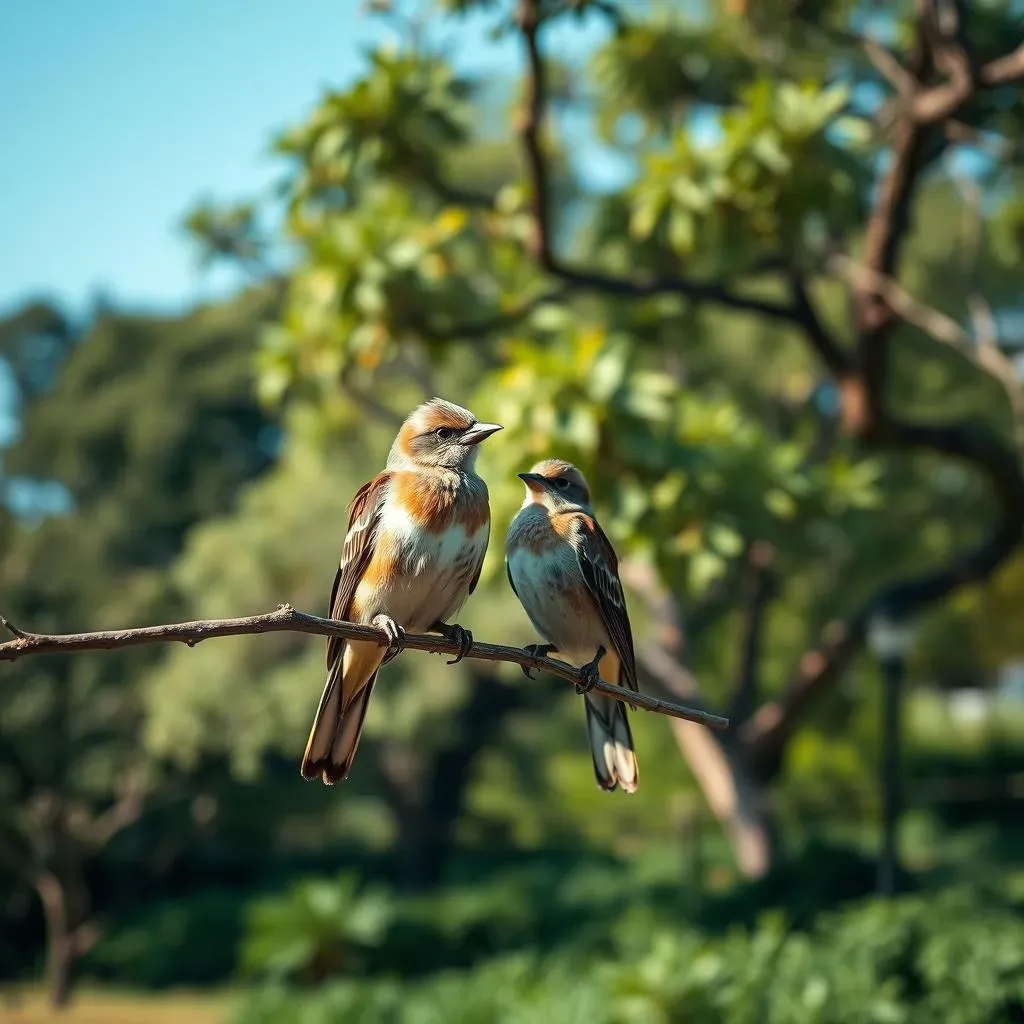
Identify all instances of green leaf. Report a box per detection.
[708,522,743,557]
[630,191,664,240]
[689,550,725,593]
[765,488,797,519]
[668,207,696,254]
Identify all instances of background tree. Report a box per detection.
[4,1,1024,1015]
[0,289,279,1005]
[166,0,1024,876]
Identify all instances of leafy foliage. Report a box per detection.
[6,0,1024,1006]
[237,884,1024,1024]
[240,873,394,984]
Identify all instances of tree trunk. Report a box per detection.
[47,930,75,1010]
[667,718,777,879]
[36,871,77,1010]
[624,558,779,879]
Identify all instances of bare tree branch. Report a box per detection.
[418,288,568,343]
[864,37,917,96]
[511,0,830,330]
[0,614,28,639]
[831,252,1024,456]
[618,559,776,878]
[78,771,147,848]
[914,41,1024,123]
[786,269,852,375]
[731,10,1024,771]
[0,606,728,731]
[831,254,974,348]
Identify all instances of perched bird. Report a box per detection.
[301,398,502,784]
[505,459,639,793]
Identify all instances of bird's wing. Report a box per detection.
[573,514,639,693]
[326,472,393,669]
[468,519,490,596]
[504,556,519,600]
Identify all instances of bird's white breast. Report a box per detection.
[506,519,606,664]
[365,499,488,630]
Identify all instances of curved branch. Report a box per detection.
[913,40,1024,123]
[746,413,1024,773]
[512,0,821,329]
[0,605,728,731]
[418,288,568,343]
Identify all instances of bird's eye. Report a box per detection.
[554,477,569,489]
[435,427,455,441]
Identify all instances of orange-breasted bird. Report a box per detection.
[301,398,502,784]
[505,459,639,793]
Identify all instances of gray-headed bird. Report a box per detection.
[301,398,502,784]
[505,459,639,793]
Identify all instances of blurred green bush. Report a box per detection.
[239,872,393,984]
[72,833,1014,997]
[82,888,245,988]
[236,885,1024,1024]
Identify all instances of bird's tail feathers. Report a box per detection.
[301,641,381,784]
[584,692,639,794]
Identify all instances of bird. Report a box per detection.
[505,459,639,793]
[301,397,502,784]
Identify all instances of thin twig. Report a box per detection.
[864,37,917,96]
[418,288,568,343]
[952,174,1024,454]
[913,40,1024,123]
[0,616,27,640]
[830,253,970,348]
[510,0,829,331]
[0,605,729,731]
[831,250,1024,454]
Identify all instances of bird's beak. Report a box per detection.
[517,472,548,493]
[462,422,503,446]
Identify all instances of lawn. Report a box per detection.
[0,987,234,1024]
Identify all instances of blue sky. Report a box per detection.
[0,0,620,459]
[0,0,393,314]
[0,0,612,318]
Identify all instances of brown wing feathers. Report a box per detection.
[574,516,639,694]
[325,473,392,668]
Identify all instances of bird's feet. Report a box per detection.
[521,643,557,679]
[431,621,474,665]
[576,645,606,695]
[373,614,407,664]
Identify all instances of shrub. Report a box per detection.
[239,872,394,984]
[82,888,245,988]
[235,885,1024,1024]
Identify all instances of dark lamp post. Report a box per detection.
[867,614,916,897]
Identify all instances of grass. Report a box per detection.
[0,986,234,1024]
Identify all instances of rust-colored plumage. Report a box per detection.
[506,459,640,793]
[301,398,501,784]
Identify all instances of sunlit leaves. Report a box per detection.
[276,49,475,211]
[261,180,536,407]
[254,11,967,639]
[483,319,881,599]
[591,18,759,140]
[181,200,266,270]
[628,79,868,268]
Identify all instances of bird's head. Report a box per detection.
[518,459,592,511]
[389,398,503,472]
